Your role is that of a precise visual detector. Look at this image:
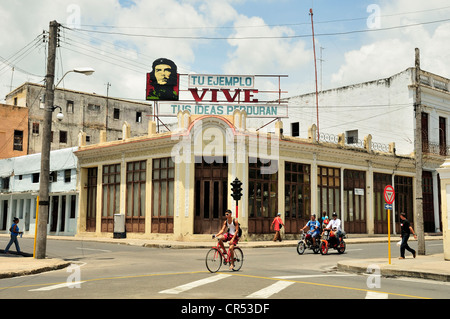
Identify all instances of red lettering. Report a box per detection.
[210,89,219,102]
[189,88,259,103]
[244,89,258,103]
[222,89,241,102]
[189,88,208,102]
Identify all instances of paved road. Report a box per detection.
[0,238,447,305]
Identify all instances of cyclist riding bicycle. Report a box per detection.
[215,209,240,270]
[301,214,321,246]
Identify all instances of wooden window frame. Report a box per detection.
[126,160,146,232]
[102,164,121,232]
[152,157,175,233]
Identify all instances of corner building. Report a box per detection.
[75,110,416,241]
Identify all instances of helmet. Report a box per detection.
[332,212,337,217]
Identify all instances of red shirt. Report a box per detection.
[272,217,283,231]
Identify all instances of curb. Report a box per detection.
[336,261,450,282]
[0,259,71,279]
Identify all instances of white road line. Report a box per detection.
[247,281,295,299]
[365,291,389,299]
[76,247,112,252]
[159,274,231,294]
[274,274,355,279]
[29,281,86,291]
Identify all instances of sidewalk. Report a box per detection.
[0,234,448,281]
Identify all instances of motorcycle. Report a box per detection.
[320,229,346,255]
[297,230,321,255]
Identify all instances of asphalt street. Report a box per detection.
[0,237,447,303]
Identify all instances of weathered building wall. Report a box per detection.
[0,103,28,159]
[5,83,153,154]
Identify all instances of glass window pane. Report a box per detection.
[140,184,145,217]
[133,185,139,217]
[161,182,167,216]
[168,181,174,216]
[153,181,159,216]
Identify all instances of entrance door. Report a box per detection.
[422,171,435,232]
[194,157,228,234]
[373,173,391,234]
[50,196,59,232]
[86,167,98,232]
[2,201,8,230]
[343,170,366,233]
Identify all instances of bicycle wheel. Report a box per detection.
[297,241,306,255]
[205,248,222,273]
[231,247,244,271]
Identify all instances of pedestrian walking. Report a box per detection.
[272,213,284,242]
[399,213,417,259]
[4,217,22,254]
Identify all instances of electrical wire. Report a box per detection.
[61,17,450,40]
[64,5,450,30]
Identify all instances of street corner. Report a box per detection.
[0,256,71,279]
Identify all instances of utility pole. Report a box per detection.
[310,8,319,141]
[35,20,59,259]
[414,47,426,255]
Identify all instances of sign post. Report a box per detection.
[384,185,395,264]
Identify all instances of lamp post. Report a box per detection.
[35,20,94,259]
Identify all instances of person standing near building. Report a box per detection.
[4,217,22,254]
[272,213,284,242]
[399,213,417,259]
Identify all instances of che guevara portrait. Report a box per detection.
[146,58,179,101]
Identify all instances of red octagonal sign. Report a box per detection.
[384,185,395,204]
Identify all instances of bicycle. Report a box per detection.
[205,235,244,273]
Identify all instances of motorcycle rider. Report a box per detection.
[325,212,342,246]
[301,214,321,246]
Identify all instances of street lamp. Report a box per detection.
[55,67,95,88]
[34,64,94,259]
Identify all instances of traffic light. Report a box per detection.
[231,177,243,201]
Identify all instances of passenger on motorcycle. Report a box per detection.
[325,212,342,244]
[301,214,321,246]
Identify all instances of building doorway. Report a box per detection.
[343,169,366,233]
[86,167,97,232]
[194,157,228,235]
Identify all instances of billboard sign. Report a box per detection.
[146,58,179,101]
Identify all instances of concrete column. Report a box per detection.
[366,161,374,235]
[436,160,450,261]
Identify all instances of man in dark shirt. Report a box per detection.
[399,213,417,259]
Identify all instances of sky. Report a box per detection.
[1,0,450,107]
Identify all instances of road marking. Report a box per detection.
[29,281,86,291]
[365,291,389,299]
[228,273,431,299]
[76,247,112,252]
[274,274,355,279]
[159,274,231,294]
[247,281,295,299]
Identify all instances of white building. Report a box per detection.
[0,147,79,236]
[280,67,450,233]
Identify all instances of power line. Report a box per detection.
[64,5,450,31]
[61,17,450,40]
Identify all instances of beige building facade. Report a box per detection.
[74,111,419,241]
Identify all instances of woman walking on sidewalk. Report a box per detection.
[399,213,417,259]
[4,217,22,254]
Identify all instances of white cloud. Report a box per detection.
[331,0,450,87]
